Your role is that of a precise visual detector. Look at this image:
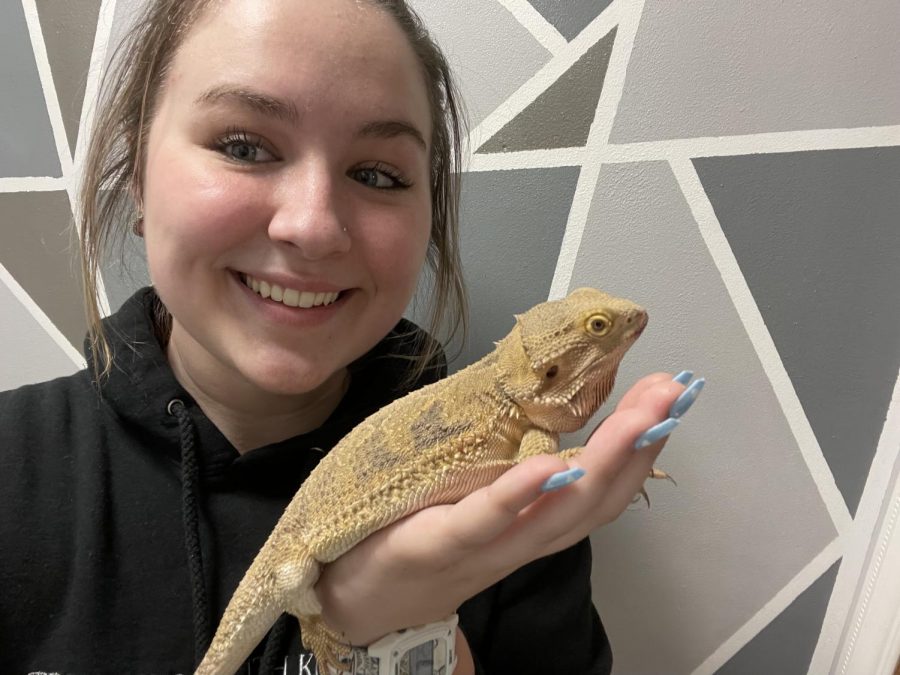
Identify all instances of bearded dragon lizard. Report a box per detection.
[196,287,649,674]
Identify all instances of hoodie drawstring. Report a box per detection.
[168,398,213,666]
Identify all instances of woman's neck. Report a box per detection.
[166,328,350,454]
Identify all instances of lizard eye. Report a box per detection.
[545,365,559,379]
[586,313,613,337]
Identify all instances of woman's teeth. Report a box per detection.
[242,274,340,308]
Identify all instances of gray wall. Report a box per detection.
[2,1,898,673]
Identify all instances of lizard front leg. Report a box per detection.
[514,428,560,461]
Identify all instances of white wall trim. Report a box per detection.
[690,538,842,675]
[832,370,900,675]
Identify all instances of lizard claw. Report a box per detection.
[632,487,651,508]
[649,467,676,486]
[633,468,676,508]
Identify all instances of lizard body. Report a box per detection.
[196,287,648,674]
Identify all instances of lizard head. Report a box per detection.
[496,287,648,432]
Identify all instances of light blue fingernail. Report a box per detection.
[673,370,693,385]
[634,417,680,449]
[669,378,706,418]
[541,467,586,493]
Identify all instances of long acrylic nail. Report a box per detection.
[673,370,693,385]
[541,467,586,492]
[669,378,706,419]
[634,418,680,449]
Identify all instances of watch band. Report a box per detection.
[343,614,459,675]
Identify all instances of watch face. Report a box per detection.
[401,639,450,675]
[359,616,458,675]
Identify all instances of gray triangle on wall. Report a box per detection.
[0,191,85,354]
[477,28,616,153]
[527,0,615,41]
[694,147,900,517]
[34,0,103,157]
[407,166,581,370]
[714,560,840,675]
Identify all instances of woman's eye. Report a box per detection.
[352,164,411,190]
[214,129,276,164]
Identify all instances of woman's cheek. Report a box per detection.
[155,163,269,242]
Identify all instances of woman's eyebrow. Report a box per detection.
[194,85,300,125]
[356,120,427,151]
[194,85,426,150]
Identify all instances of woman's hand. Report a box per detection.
[315,371,700,648]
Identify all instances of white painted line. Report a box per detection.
[466,2,623,155]
[72,0,119,320]
[546,0,643,300]
[670,157,853,534]
[0,263,85,368]
[810,368,900,675]
[21,0,75,212]
[468,147,586,172]
[690,537,842,675]
[0,176,67,193]
[72,0,119,219]
[603,125,900,164]
[495,0,568,56]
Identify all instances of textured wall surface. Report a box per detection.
[2,1,898,673]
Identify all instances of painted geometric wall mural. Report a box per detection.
[717,561,841,675]
[0,191,85,353]
[34,0,103,156]
[477,28,615,153]
[694,148,900,517]
[573,161,837,675]
[1,1,898,674]
[0,0,61,178]
[453,167,581,367]
[527,0,614,41]
[610,0,900,142]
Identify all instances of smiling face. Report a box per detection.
[141,0,433,404]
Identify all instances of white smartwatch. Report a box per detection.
[339,614,458,675]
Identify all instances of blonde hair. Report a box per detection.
[79,0,468,383]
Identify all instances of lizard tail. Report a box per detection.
[194,601,281,675]
[194,550,320,675]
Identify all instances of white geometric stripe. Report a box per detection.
[0,263,85,367]
[670,156,853,535]
[0,176,67,192]
[470,125,900,171]
[21,0,74,210]
[495,0,568,56]
[464,1,623,158]
[546,0,644,301]
[72,0,119,219]
[690,537,842,675]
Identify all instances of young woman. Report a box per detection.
[0,1,699,673]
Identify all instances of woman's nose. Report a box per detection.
[267,168,351,259]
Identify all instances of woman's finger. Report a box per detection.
[489,406,659,558]
[439,453,570,551]
[614,372,686,412]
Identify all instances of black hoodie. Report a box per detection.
[0,288,612,675]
